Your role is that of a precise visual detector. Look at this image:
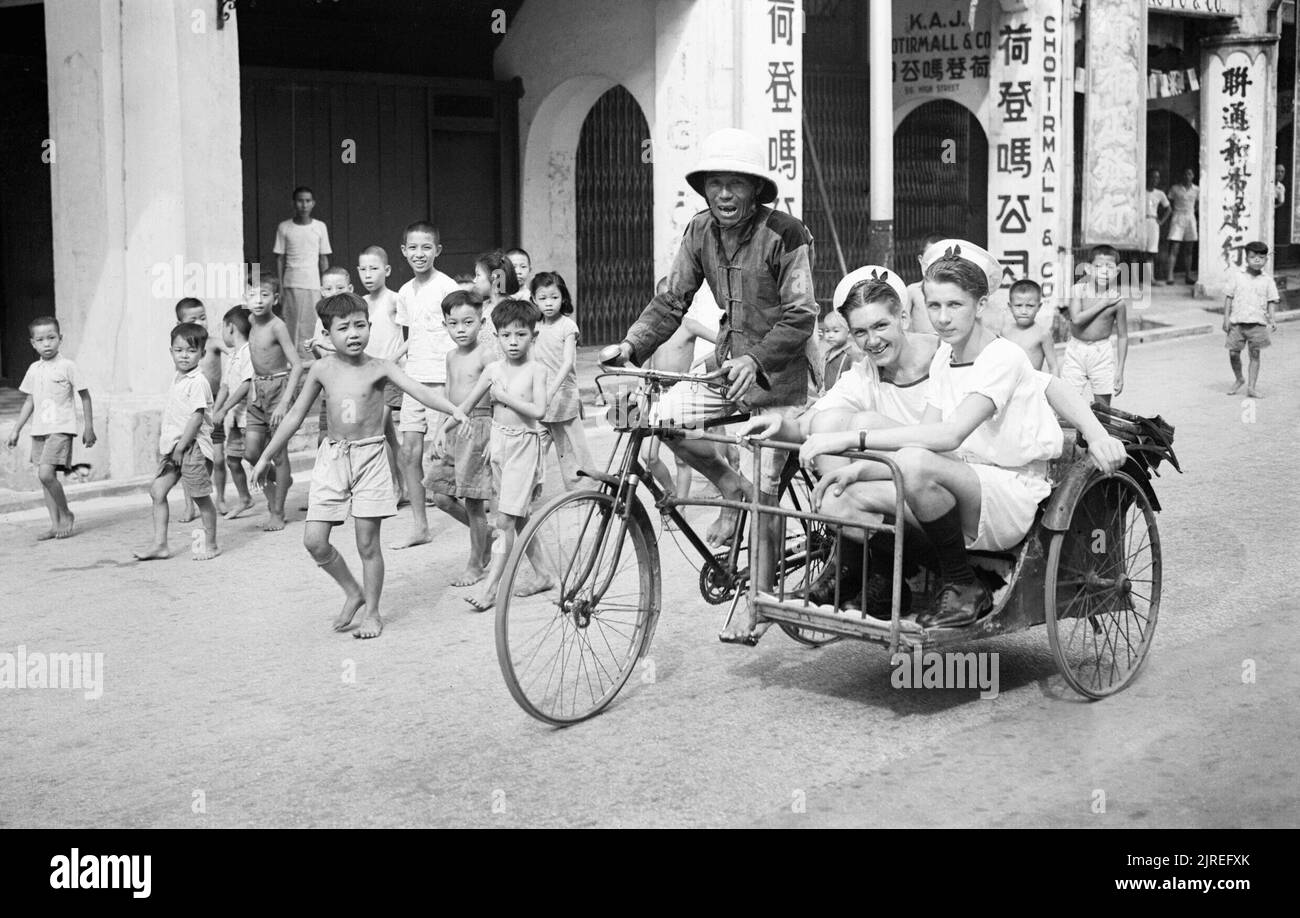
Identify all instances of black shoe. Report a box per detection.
[859,572,911,620]
[794,564,861,607]
[916,581,992,629]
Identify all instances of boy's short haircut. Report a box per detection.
[360,245,388,265]
[316,291,368,326]
[492,297,542,333]
[223,306,252,337]
[1244,241,1269,256]
[1090,244,1120,264]
[28,316,60,336]
[842,278,904,319]
[403,221,440,245]
[249,271,280,295]
[171,322,209,351]
[476,249,521,297]
[924,257,989,300]
[505,247,530,261]
[322,265,352,284]
[292,185,314,199]
[441,289,486,317]
[1008,278,1043,300]
[174,297,205,320]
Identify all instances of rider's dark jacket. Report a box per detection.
[623,206,818,409]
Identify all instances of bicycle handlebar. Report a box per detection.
[594,365,729,388]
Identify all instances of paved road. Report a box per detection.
[2,329,1296,828]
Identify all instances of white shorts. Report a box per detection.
[1061,337,1115,397]
[1144,217,1161,254]
[307,436,397,522]
[966,462,1051,552]
[648,380,800,495]
[1167,212,1197,242]
[399,382,446,435]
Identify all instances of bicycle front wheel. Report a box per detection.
[496,489,661,726]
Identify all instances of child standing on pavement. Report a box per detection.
[133,322,219,562]
[274,185,332,359]
[426,290,496,586]
[455,298,553,613]
[175,297,227,517]
[6,317,96,540]
[241,272,305,531]
[1064,245,1129,405]
[529,271,592,492]
[357,245,407,501]
[1002,279,1060,375]
[1223,240,1280,399]
[212,306,255,519]
[252,292,468,639]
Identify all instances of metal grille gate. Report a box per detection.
[576,85,654,345]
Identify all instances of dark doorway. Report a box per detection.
[575,85,654,345]
[0,6,54,384]
[894,101,989,284]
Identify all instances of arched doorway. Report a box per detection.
[894,100,988,284]
[575,85,653,345]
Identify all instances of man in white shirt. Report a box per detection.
[274,186,332,360]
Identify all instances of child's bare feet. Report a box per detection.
[451,566,486,587]
[465,593,494,613]
[224,497,254,519]
[389,529,431,550]
[37,528,58,542]
[1246,388,1263,398]
[192,545,221,560]
[177,505,199,524]
[55,512,76,539]
[333,594,365,631]
[215,498,227,515]
[133,544,171,561]
[1227,379,1245,395]
[352,607,384,638]
[261,513,287,532]
[512,573,555,597]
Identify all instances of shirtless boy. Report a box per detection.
[242,273,304,530]
[1065,245,1129,405]
[1002,279,1059,375]
[426,290,496,586]
[252,292,467,640]
[450,298,553,613]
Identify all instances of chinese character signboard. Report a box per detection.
[1146,0,1240,17]
[1203,47,1267,287]
[1080,0,1147,248]
[893,0,993,118]
[986,0,1066,300]
[745,0,803,218]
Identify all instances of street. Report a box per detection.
[2,329,1297,828]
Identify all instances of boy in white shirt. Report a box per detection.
[391,221,460,549]
[212,306,255,519]
[134,322,219,561]
[1223,241,1279,399]
[6,317,96,540]
[274,185,332,359]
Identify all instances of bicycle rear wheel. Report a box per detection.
[775,466,840,648]
[496,490,660,726]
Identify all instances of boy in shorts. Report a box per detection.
[175,297,227,517]
[212,306,255,519]
[242,273,304,531]
[392,221,461,549]
[1064,245,1129,405]
[1223,241,1279,399]
[1002,279,1059,374]
[426,291,496,586]
[453,298,553,612]
[6,317,96,540]
[133,322,219,561]
[815,241,1064,627]
[357,245,407,500]
[252,292,467,639]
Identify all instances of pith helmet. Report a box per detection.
[686,129,779,205]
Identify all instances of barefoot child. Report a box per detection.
[251,292,468,639]
[1065,245,1129,405]
[6,317,96,540]
[1002,279,1059,375]
[453,298,553,612]
[133,322,219,561]
[1223,241,1279,399]
[242,273,305,530]
[425,290,496,585]
[357,246,407,500]
[212,307,255,519]
[274,185,332,359]
[529,271,593,492]
[175,298,227,517]
[392,221,460,549]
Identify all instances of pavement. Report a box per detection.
[1,326,1297,827]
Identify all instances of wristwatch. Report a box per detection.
[858,429,868,451]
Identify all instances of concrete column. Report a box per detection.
[866,0,894,268]
[41,0,243,482]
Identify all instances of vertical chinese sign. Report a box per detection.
[743,0,803,218]
[1080,0,1146,249]
[986,0,1065,300]
[1203,47,1266,289]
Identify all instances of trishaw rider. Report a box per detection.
[600,128,818,644]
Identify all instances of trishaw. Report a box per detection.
[494,366,1180,726]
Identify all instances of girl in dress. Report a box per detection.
[529,271,592,491]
